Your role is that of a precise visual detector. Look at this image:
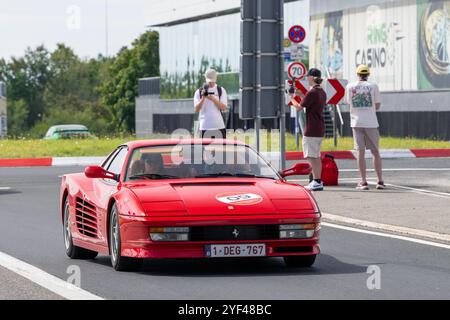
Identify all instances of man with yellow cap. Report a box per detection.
[345,65,385,190]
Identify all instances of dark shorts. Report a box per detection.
[201,129,227,139]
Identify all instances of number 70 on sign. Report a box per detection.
[287,62,307,80]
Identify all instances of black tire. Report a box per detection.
[284,255,317,268]
[109,204,143,272]
[63,198,98,260]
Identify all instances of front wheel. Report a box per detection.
[109,204,143,272]
[63,198,98,260]
[284,255,317,268]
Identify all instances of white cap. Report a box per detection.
[205,68,217,83]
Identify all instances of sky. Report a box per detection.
[0,0,152,60]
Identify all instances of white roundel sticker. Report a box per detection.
[216,193,263,206]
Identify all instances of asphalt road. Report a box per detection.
[0,159,449,300]
[0,266,62,300]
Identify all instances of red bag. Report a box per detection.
[321,154,339,186]
[309,154,339,186]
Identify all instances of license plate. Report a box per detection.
[205,244,266,258]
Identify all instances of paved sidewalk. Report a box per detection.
[313,183,450,241]
[289,158,450,243]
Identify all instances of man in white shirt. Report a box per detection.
[194,68,228,139]
[345,65,385,190]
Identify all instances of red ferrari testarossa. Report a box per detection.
[60,139,321,271]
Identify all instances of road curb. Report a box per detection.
[287,148,450,160]
[0,148,449,168]
[322,213,450,245]
[411,148,450,158]
[286,150,356,160]
[0,158,53,167]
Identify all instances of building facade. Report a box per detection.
[137,0,450,139]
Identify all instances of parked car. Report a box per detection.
[44,125,96,140]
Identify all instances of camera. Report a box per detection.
[202,84,213,97]
[286,77,296,95]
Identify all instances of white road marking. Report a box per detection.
[290,178,360,182]
[0,187,12,191]
[322,213,450,245]
[52,157,105,167]
[0,251,103,300]
[351,149,416,159]
[365,181,450,199]
[322,222,450,250]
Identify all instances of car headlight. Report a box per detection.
[150,227,190,242]
[279,224,317,239]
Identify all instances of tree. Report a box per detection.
[0,45,51,130]
[38,44,114,136]
[0,31,159,137]
[5,99,29,136]
[101,31,160,133]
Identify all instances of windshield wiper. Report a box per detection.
[195,172,276,180]
[232,173,276,180]
[195,172,234,178]
[128,174,180,180]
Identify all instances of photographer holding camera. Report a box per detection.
[194,68,228,139]
[290,68,327,191]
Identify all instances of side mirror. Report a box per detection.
[85,166,119,182]
[281,163,312,178]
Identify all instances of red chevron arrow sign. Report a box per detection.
[291,79,309,95]
[286,79,309,107]
[325,79,348,105]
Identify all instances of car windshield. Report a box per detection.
[58,130,91,138]
[125,144,280,181]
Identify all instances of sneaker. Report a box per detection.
[376,181,386,190]
[356,182,369,191]
[305,180,324,191]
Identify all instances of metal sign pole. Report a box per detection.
[296,110,300,150]
[333,104,338,148]
[241,0,287,167]
[255,0,262,152]
[279,0,286,170]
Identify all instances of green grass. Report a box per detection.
[0,138,132,159]
[0,135,448,159]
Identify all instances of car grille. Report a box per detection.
[190,225,279,242]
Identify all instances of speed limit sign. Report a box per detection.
[287,62,307,80]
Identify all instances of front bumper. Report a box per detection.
[119,214,321,259]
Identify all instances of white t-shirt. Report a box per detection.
[194,85,227,131]
[345,81,381,128]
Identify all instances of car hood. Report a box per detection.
[127,179,315,216]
